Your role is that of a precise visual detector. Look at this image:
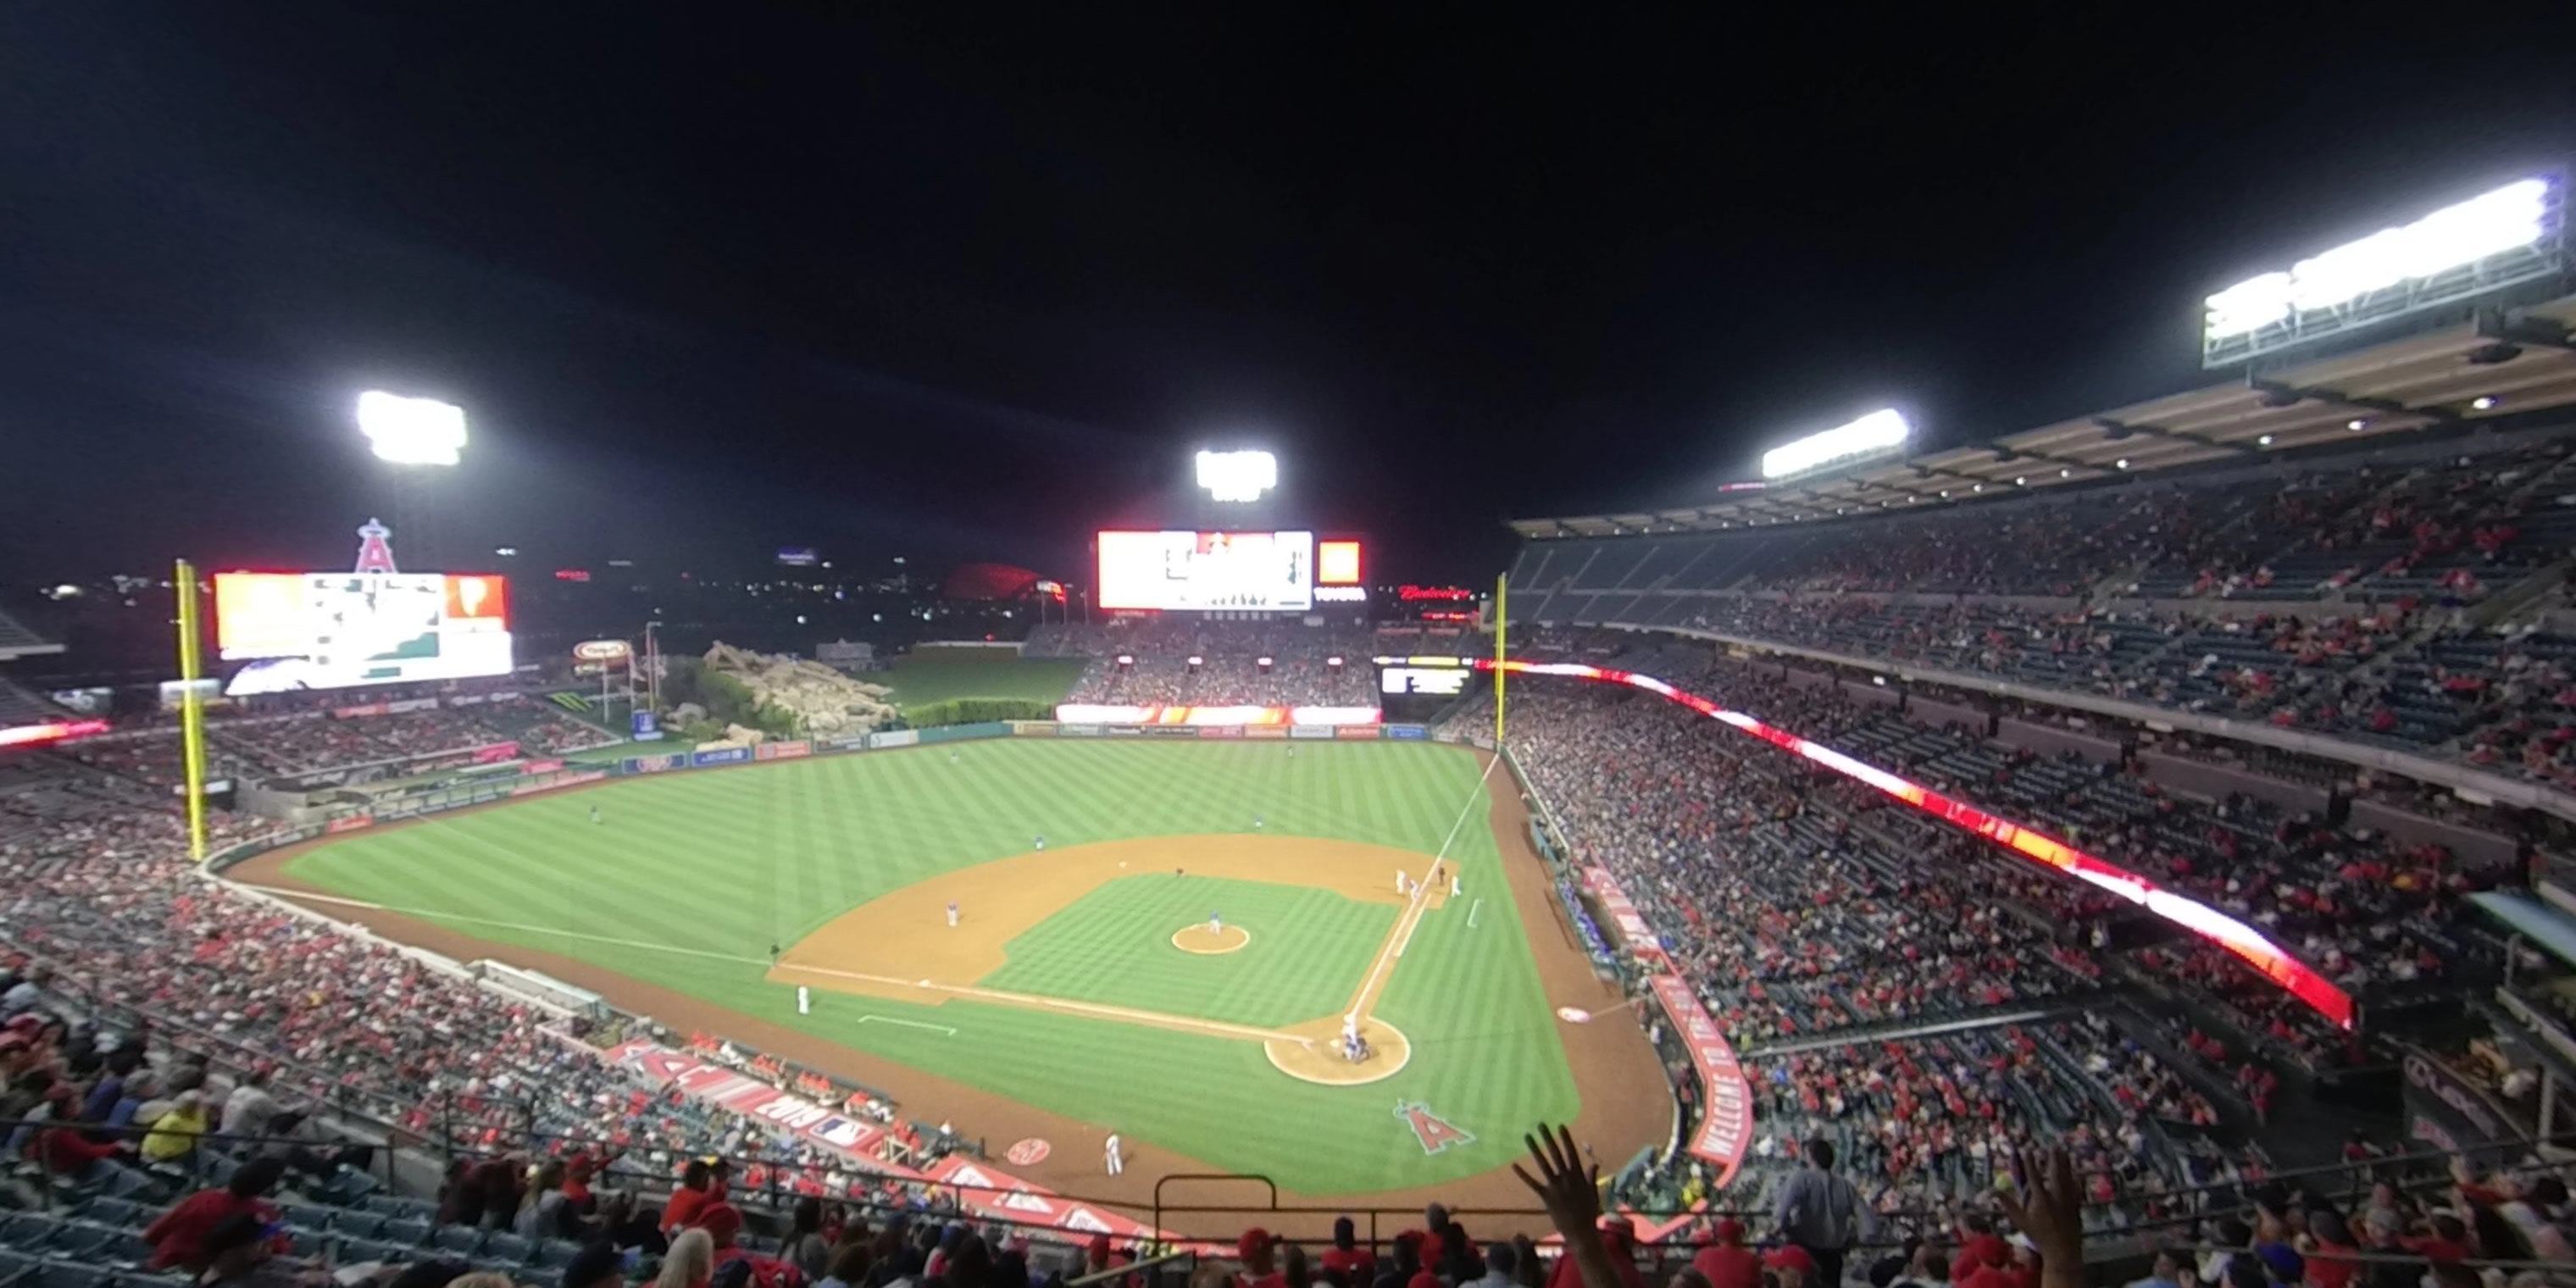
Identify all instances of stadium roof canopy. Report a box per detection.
[0,606,61,662]
[1511,291,2576,538]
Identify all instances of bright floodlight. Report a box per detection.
[1195,449,1277,502]
[357,391,469,466]
[1760,408,1912,480]
[2204,178,2552,341]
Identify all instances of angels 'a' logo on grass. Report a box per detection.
[1395,1099,1474,1155]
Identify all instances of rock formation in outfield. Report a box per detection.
[702,642,898,736]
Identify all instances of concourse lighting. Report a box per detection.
[2345,419,2368,430]
[2471,396,2500,411]
[2258,434,2275,446]
[2115,458,2129,469]
[356,391,468,466]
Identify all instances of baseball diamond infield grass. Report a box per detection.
[264,741,1585,1196]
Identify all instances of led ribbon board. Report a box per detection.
[1480,657,2357,1028]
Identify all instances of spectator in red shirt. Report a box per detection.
[1956,1235,2015,1288]
[1689,1219,1759,1288]
[1321,1218,1377,1282]
[1238,1227,1286,1288]
[663,1158,727,1234]
[1764,1246,1816,1288]
[147,1157,290,1272]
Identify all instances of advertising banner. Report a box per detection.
[386,697,441,715]
[869,730,920,751]
[923,1155,1169,1244]
[1198,726,1245,739]
[514,770,608,797]
[1007,722,1056,738]
[1385,724,1430,741]
[325,814,375,834]
[1052,703,1381,727]
[1058,724,1104,739]
[1332,726,1380,741]
[1105,725,1144,737]
[1288,726,1335,741]
[632,710,663,742]
[692,747,753,768]
[606,1040,892,1169]
[1649,974,1752,1188]
[824,734,872,752]
[447,692,492,707]
[470,741,521,764]
[2401,1049,2521,1163]
[1244,726,1289,740]
[1143,724,1200,738]
[522,758,567,775]
[919,722,1009,745]
[334,702,391,719]
[755,740,813,761]
[626,752,689,774]
[1582,866,1665,959]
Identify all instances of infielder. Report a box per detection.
[1396,869,1409,896]
[947,901,960,929]
[1208,910,1223,936]
[1034,834,1046,852]
[1104,1132,1124,1175]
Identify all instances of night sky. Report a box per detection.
[3,8,2570,587]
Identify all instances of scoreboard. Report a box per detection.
[1378,657,1474,722]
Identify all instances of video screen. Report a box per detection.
[214,571,513,695]
[1096,530,1313,611]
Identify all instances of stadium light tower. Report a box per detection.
[357,391,469,465]
[1195,449,1276,503]
[358,390,468,569]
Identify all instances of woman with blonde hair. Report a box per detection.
[659,1228,717,1288]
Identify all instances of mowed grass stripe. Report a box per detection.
[280,741,1579,1195]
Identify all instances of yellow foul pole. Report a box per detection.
[1492,572,1507,748]
[175,559,209,863]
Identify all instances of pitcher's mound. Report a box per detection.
[1171,924,1252,955]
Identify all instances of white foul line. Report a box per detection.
[1467,897,1483,930]
[858,1015,958,1035]
[1348,754,1498,1005]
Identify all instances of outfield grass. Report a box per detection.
[275,741,1578,1195]
[880,652,1088,709]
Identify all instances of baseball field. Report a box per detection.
[234,739,1668,1208]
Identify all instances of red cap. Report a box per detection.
[1713,1219,1746,1245]
[1764,1247,1816,1274]
[1969,1235,2011,1267]
[1238,1229,1277,1260]
[1089,1235,1113,1264]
